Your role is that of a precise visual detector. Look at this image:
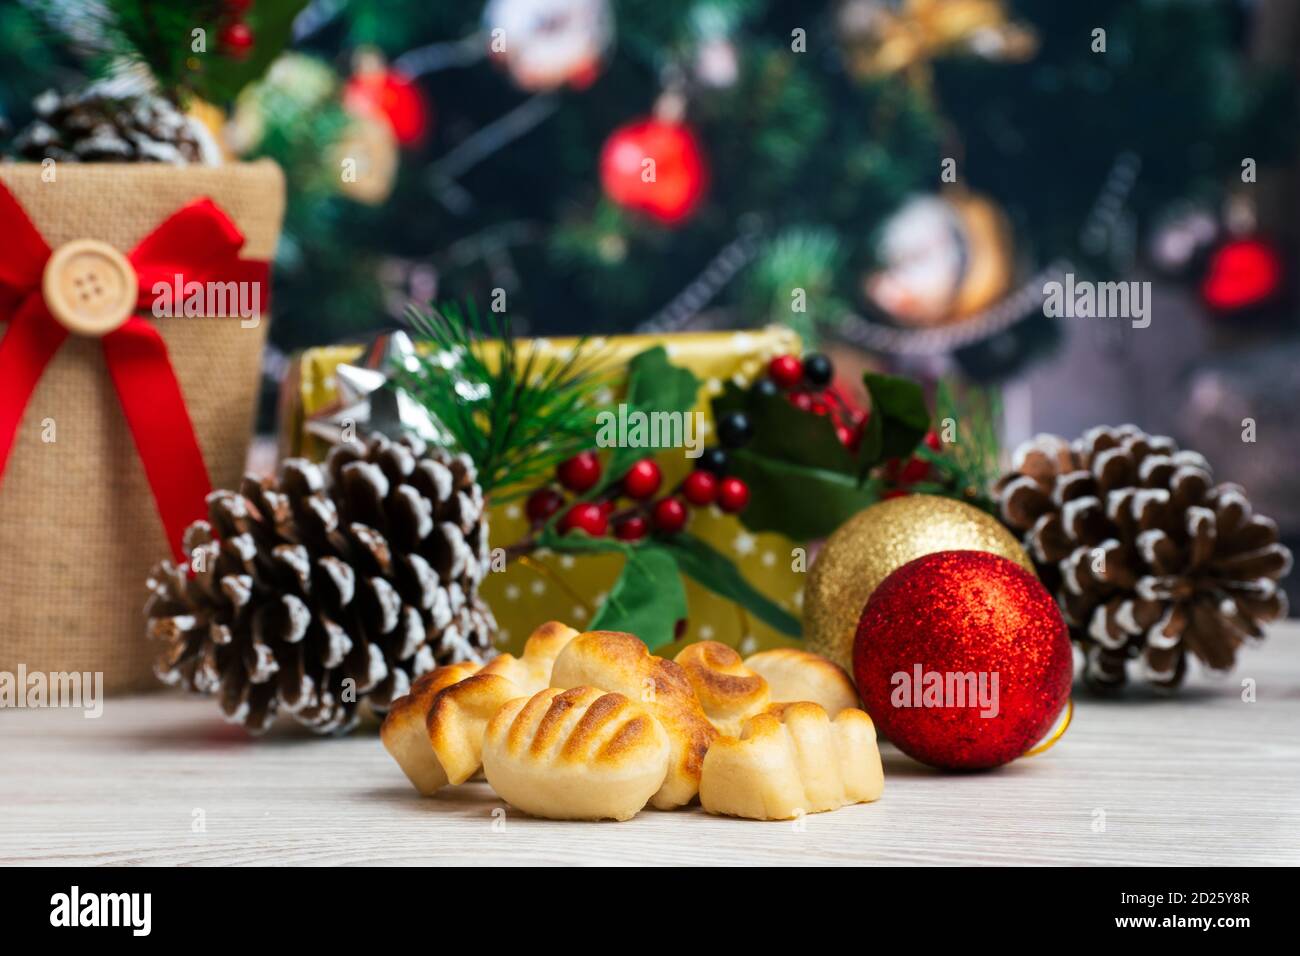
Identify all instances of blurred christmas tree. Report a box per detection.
[2,0,1294,365]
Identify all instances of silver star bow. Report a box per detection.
[305,330,450,446]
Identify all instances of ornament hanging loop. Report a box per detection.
[1022,698,1073,758]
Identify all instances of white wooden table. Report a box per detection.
[3,624,1298,866]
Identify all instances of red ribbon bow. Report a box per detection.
[0,182,270,561]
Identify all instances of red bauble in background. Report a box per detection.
[1200,236,1284,313]
[853,550,1072,770]
[599,118,707,225]
[219,21,255,59]
[344,63,432,147]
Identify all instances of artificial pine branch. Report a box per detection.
[20,0,302,108]
[114,0,212,98]
[55,0,226,101]
[744,227,843,345]
[395,301,613,499]
[915,379,1002,512]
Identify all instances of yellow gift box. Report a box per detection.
[279,326,806,658]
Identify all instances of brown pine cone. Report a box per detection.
[145,435,496,734]
[10,88,216,164]
[995,425,1291,691]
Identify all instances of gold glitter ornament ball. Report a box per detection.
[805,495,1033,671]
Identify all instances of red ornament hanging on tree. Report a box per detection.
[853,550,1072,770]
[1200,235,1284,313]
[219,20,255,60]
[599,118,708,225]
[344,51,432,148]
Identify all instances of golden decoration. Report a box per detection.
[183,97,233,164]
[946,191,1014,318]
[837,0,1037,82]
[862,190,1015,328]
[804,494,1032,672]
[333,112,399,205]
[1022,698,1073,757]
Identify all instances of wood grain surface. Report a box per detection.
[3,624,1298,866]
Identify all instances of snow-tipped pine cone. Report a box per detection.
[10,88,218,164]
[995,425,1291,691]
[145,435,496,734]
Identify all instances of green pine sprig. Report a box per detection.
[911,379,1003,513]
[28,0,305,106]
[45,0,223,100]
[107,1,219,96]
[395,301,613,499]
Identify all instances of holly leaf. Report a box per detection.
[191,1,310,106]
[727,448,883,539]
[588,545,687,650]
[711,382,857,475]
[858,372,930,480]
[625,345,700,420]
[661,534,801,637]
[606,346,701,481]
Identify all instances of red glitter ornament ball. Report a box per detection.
[344,67,432,147]
[1200,236,1283,313]
[599,118,707,225]
[853,550,1072,770]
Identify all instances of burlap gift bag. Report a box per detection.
[0,161,285,693]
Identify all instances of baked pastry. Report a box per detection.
[482,686,670,821]
[380,663,517,795]
[379,661,481,788]
[480,620,579,696]
[550,630,717,809]
[674,641,771,737]
[699,701,883,820]
[381,662,479,794]
[744,648,860,716]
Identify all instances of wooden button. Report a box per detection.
[41,239,138,337]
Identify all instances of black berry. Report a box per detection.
[750,378,780,401]
[697,446,730,475]
[803,353,833,387]
[718,411,753,449]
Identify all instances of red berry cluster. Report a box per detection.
[526,449,750,541]
[219,1,256,60]
[758,352,867,449]
[882,430,942,498]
